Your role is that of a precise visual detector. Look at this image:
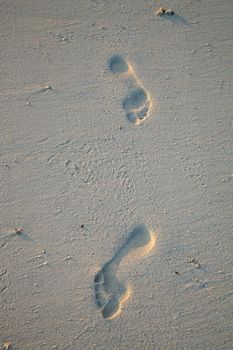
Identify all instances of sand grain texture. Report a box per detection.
[0,0,233,349]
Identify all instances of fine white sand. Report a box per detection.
[1,0,233,349]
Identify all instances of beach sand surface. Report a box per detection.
[0,0,233,349]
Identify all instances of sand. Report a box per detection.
[0,0,233,349]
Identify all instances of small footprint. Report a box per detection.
[94,224,156,319]
[109,55,152,125]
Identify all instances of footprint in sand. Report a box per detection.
[109,55,152,126]
[94,224,156,320]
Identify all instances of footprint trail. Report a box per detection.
[109,55,152,125]
[94,224,156,319]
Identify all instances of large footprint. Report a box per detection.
[94,224,156,320]
[109,55,152,126]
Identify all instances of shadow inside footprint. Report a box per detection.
[123,88,148,111]
[109,55,129,74]
[124,224,152,249]
[94,283,106,308]
[102,296,120,319]
[94,263,128,319]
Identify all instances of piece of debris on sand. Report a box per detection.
[15,227,23,234]
[155,7,174,16]
[3,341,12,350]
